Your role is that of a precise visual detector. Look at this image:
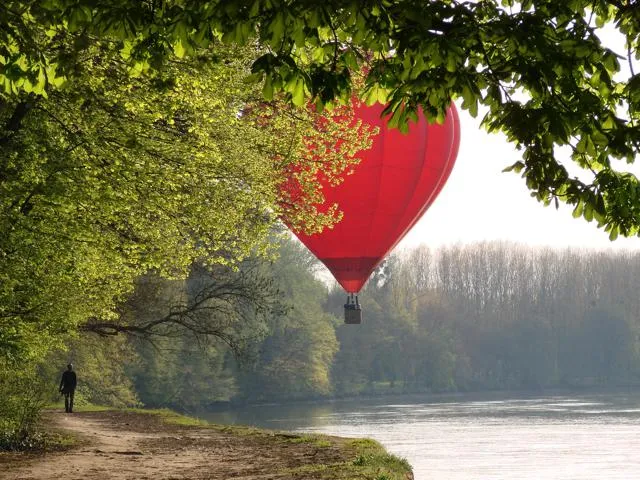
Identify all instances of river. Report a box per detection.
[203,390,640,479]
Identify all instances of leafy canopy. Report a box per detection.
[0,39,370,363]
[3,0,639,238]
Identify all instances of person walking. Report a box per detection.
[59,364,77,413]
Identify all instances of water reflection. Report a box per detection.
[202,391,640,479]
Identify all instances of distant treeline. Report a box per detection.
[49,240,640,411]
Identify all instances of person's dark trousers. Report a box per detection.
[64,391,75,413]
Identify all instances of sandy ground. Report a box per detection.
[0,410,351,480]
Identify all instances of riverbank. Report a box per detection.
[0,408,412,480]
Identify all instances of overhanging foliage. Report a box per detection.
[1,0,639,236]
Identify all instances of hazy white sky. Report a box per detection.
[398,106,640,252]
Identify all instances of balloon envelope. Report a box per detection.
[291,102,460,293]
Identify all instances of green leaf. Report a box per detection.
[244,72,263,84]
[291,79,305,106]
[502,161,525,173]
[269,12,286,46]
[593,208,605,224]
[461,86,478,117]
[445,55,457,73]
[174,40,186,59]
[263,75,274,100]
[572,201,583,218]
[583,203,594,222]
[363,86,377,106]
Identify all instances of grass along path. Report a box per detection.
[0,408,413,480]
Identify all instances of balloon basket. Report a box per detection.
[344,294,362,324]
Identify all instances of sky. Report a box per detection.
[397,106,640,252]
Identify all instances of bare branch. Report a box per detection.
[80,261,286,358]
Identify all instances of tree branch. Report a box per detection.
[0,99,35,147]
[80,262,285,358]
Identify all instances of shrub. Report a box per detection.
[0,361,52,451]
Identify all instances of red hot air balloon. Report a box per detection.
[287,101,460,322]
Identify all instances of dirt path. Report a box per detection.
[0,410,353,480]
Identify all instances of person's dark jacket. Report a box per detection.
[59,371,77,394]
